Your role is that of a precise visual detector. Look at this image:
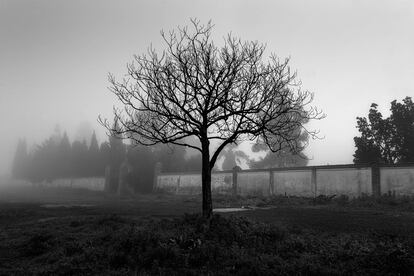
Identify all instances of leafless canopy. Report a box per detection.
[101,19,323,169]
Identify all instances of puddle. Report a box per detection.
[214,206,276,213]
[40,204,95,208]
[213,208,250,213]
[38,217,58,222]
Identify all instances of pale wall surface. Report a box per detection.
[238,172,270,196]
[157,173,233,195]
[273,170,313,197]
[316,168,372,197]
[45,177,105,191]
[380,167,414,196]
[156,165,414,197]
[176,174,201,195]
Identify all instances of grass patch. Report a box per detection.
[214,193,414,212]
[2,187,414,274]
[1,213,414,275]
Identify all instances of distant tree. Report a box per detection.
[180,135,202,171]
[27,147,43,183]
[99,141,111,172]
[51,124,62,144]
[155,143,188,172]
[127,138,202,193]
[389,97,414,162]
[107,119,126,193]
[20,129,109,182]
[102,20,323,217]
[183,154,202,171]
[75,121,94,144]
[58,132,72,178]
[250,149,308,169]
[220,144,249,170]
[71,140,89,177]
[250,131,309,169]
[353,135,383,164]
[127,144,155,193]
[88,131,101,176]
[12,139,29,180]
[354,97,414,164]
[28,137,61,182]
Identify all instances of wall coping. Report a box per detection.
[158,163,414,176]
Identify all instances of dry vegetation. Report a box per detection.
[1,186,414,275]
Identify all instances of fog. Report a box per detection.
[1,0,413,176]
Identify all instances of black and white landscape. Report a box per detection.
[1,1,414,274]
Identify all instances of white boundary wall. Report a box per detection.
[156,164,414,197]
[42,177,105,191]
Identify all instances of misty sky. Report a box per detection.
[1,0,413,174]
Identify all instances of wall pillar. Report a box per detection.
[104,165,111,193]
[269,170,274,195]
[371,163,381,197]
[311,168,317,197]
[232,166,241,196]
[176,176,181,194]
[118,160,133,197]
[356,168,362,196]
[153,162,162,192]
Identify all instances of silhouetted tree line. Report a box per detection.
[12,131,111,183]
[12,125,202,193]
[354,97,414,164]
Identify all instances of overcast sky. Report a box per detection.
[0,0,413,174]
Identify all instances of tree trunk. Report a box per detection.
[201,140,212,218]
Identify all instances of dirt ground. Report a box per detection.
[3,185,414,274]
[1,185,414,237]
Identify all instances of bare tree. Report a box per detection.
[101,19,324,218]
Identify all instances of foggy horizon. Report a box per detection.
[1,0,413,175]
